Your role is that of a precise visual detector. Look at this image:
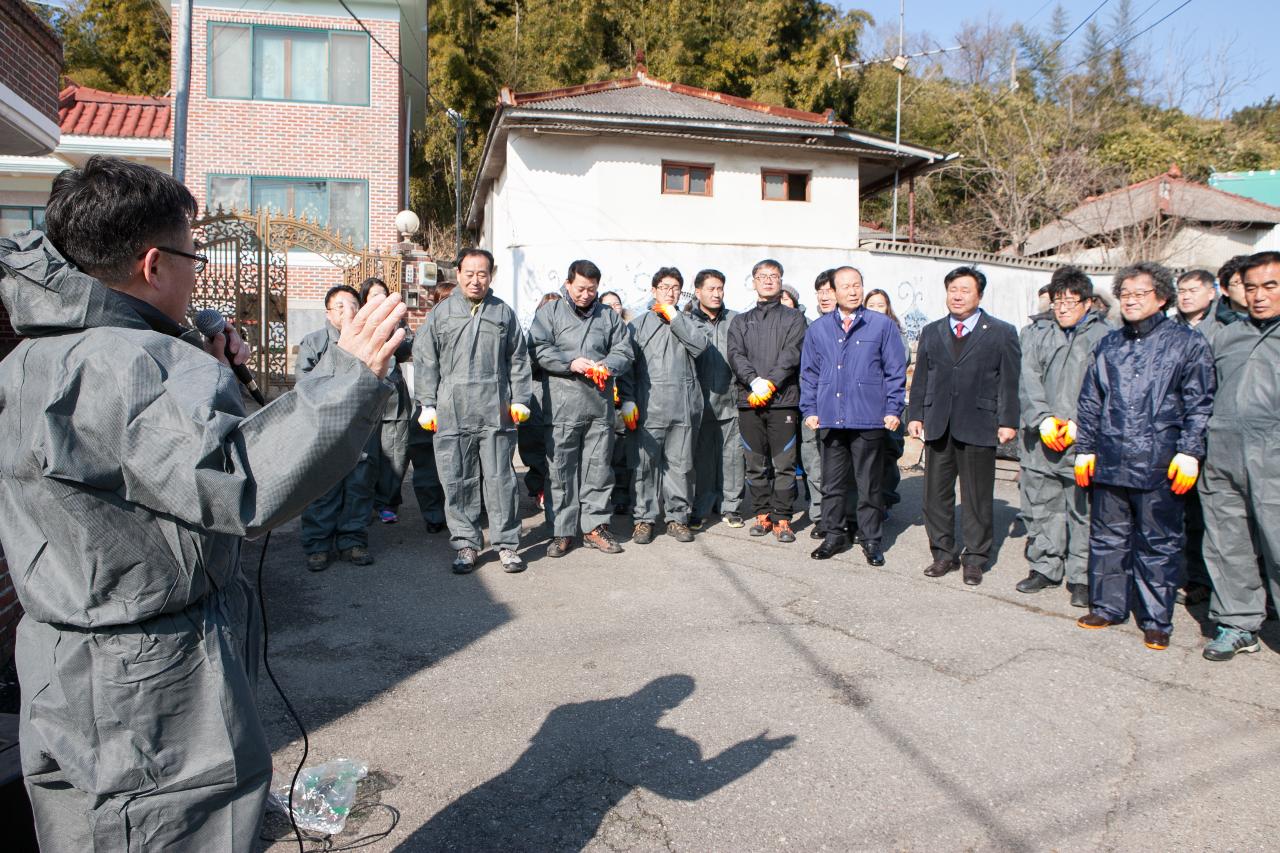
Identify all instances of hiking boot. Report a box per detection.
[1016,571,1057,594]
[499,548,525,573]
[1143,629,1170,651]
[667,521,694,542]
[749,514,773,536]
[452,547,478,574]
[340,546,373,566]
[1202,626,1261,662]
[774,519,796,543]
[547,536,574,558]
[722,512,744,528]
[306,552,331,572]
[632,521,655,545]
[1077,612,1122,629]
[585,524,623,554]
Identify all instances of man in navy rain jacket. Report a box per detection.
[800,266,906,565]
[1073,261,1215,650]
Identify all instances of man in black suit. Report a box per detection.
[907,266,1021,586]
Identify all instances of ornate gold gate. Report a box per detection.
[190,209,403,398]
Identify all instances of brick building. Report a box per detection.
[175,0,427,338]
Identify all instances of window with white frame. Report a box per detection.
[208,176,369,248]
[208,23,370,105]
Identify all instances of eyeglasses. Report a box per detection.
[149,246,208,273]
[654,283,682,293]
[1117,288,1155,303]
[753,273,782,283]
[1050,298,1083,309]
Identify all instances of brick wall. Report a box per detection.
[177,6,403,262]
[0,0,62,127]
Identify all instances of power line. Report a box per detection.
[335,0,432,101]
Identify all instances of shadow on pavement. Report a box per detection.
[394,675,794,852]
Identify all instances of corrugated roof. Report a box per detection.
[1023,167,1280,256]
[518,85,826,127]
[58,84,171,139]
[1209,170,1280,207]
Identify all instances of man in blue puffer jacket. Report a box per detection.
[800,266,907,565]
[1073,261,1215,651]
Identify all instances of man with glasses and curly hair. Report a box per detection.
[1073,261,1215,651]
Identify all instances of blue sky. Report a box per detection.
[838,0,1279,116]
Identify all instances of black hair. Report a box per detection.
[1047,265,1093,301]
[44,154,198,284]
[1217,254,1252,289]
[1177,269,1216,289]
[651,266,684,289]
[694,269,726,289]
[600,290,622,303]
[359,276,389,304]
[944,265,987,295]
[1113,261,1175,306]
[325,285,361,308]
[813,268,835,290]
[1239,251,1280,279]
[457,247,495,272]
[566,259,602,284]
[751,259,784,278]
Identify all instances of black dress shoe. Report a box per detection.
[962,563,984,586]
[862,544,885,566]
[809,526,824,540]
[811,537,849,560]
[923,558,958,577]
[1068,583,1089,608]
[1015,571,1057,594]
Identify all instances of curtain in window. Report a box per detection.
[289,32,329,102]
[209,24,251,98]
[208,177,250,213]
[329,182,368,248]
[253,31,286,99]
[329,33,368,105]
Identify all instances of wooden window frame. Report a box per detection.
[761,169,812,202]
[661,160,715,197]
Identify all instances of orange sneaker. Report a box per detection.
[749,513,773,536]
[774,519,796,543]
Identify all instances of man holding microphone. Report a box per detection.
[800,267,906,564]
[0,155,406,850]
[414,248,533,574]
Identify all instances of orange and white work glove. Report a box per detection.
[1040,417,1067,452]
[1167,453,1199,495]
[620,401,639,431]
[747,377,776,408]
[653,302,677,323]
[418,406,438,432]
[613,384,621,407]
[1073,453,1095,488]
[509,403,531,424]
[1062,419,1077,450]
[585,363,611,392]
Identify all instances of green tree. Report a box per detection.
[58,0,171,95]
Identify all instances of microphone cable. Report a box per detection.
[255,531,310,853]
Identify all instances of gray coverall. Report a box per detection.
[1017,310,1110,585]
[528,292,635,537]
[373,329,415,510]
[1201,317,1280,634]
[414,290,532,553]
[0,232,390,851]
[624,306,711,525]
[692,305,744,519]
[298,323,379,554]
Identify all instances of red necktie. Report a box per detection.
[842,315,853,333]
[955,323,966,338]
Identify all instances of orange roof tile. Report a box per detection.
[58,84,171,139]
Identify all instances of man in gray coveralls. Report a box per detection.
[0,156,406,851]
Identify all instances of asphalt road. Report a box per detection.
[253,462,1280,852]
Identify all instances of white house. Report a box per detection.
[466,69,955,324]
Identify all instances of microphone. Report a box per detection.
[194,309,267,405]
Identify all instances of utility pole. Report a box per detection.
[447,108,466,259]
[172,0,192,183]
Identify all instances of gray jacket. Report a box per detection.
[1205,317,1280,434]
[623,305,711,428]
[413,289,532,432]
[1018,310,1110,477]
[528,290,635,425]
[691,305,739,419]
[0,232,390,628]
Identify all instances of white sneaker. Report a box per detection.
[499,548,525,573]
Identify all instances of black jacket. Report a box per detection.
[907,310,1021,448]
[1075,312,1215,490]
[726,297,807,409]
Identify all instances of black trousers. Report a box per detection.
[923,429,996,567]
[739,407,799,519]
[819,428,886,547]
